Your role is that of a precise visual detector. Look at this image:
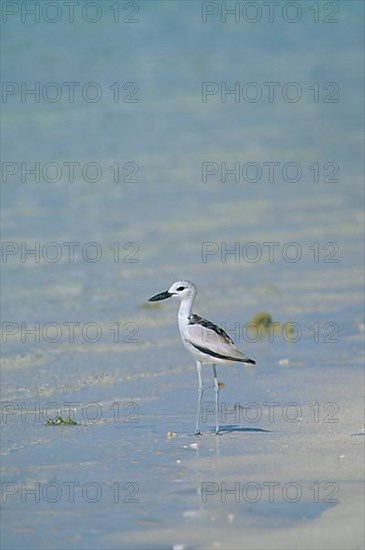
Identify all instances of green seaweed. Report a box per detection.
[45,416,78,426]
[251,311,274,328]
[249,312,299,340]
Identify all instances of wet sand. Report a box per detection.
[2,2,364,548]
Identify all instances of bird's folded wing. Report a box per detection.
[185,322,253,363]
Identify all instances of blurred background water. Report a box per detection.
[1,1,364,549]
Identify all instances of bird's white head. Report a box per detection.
[149,280,197,303]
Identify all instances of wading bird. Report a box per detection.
[148,280,255,435]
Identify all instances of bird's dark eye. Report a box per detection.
[176,286,185,291]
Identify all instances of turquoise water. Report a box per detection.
[1,2,364,549]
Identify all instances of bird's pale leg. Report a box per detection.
[195,361,203,435]
[213,364,219,434]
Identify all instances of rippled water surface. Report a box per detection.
[1,2,364,549]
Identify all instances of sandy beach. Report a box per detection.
[1,1,364,548]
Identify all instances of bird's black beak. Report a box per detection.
[148,290,173,302]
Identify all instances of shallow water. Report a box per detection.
[1,1,364,549]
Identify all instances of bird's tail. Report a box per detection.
[243,357,256,376]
